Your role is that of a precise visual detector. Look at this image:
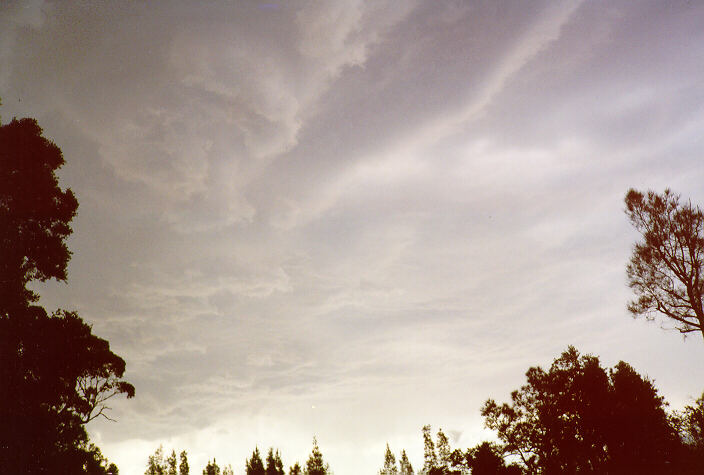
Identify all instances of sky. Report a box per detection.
[2,0,704,473]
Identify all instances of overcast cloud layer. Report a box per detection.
[3,1,704,473]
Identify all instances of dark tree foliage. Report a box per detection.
[202,459,221,475]
[672,393,704,469]
[625,188,704,339]
[0,117,132,472]
[0,118,78,311]
[288,462,302,475]
[167,449,178,475]
[147,447,191,475]
[378,443,398,475]
[421,425,437,474]
[180,450,190,475]
[246,447,265,475]
[398,450,413,475]
[305,437,330,475]
[421,426,462,475]
[481,346,683,473]
[0,304,133,471]
[450,442,521,475]
[265,448,285,475]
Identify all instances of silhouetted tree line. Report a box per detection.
[0,114,134,473]
[145,437,331,475]
[374,346,704,474]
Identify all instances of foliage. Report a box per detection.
[625,188,704,338]
[379,443,398,475]
[481,346,683,473]
[672,393,704,469]
[0,116,131,472]
[266,447,285,475]
[0,118,78,311]
[305,437,330,475]
[289,462,302,475]
[203,459,221,475]
[421,425,437,473]
[0,305,133,471]
[449,442,520,475]
[147,446,191,475]
[399,450,414,475]
[180,450,190,475]
[421,426,462,474]
[247,447,265,475]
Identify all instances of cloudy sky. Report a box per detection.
[3,0,704,473]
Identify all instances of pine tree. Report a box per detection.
[167,450,178,475]
[379,443,398,475]
[202,459,221,475]
[305,437,330,475]
[179,451,190,475]
[399,450,414,475]
[289,462,302,475]
[247,447,266,475]
[146,446,166,475]
[436,429,452,471]
[265,448,285,475]
[422,426,438,473]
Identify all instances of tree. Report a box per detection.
[435,429,452,472]
[223,465,234,475]
[464,442,520,475]
[419,426,462,475]
[421,425,437,474]
[625,188,704,339]
[305,437,330,475]
[1,306,134,472]
[0,116,133,472]
[0,118,78,311]
[289,462,302,475]
[246,447,265,475]
[379,443,398,475]
[203,459,221,475]
[481,346,682,473]
[167,449,178,475]
[146,446,166,475]
[266,448,285,475]
[180,450,190,475]
[672,392,704,470]
[399,450,414,475]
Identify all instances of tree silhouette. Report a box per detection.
[146,445,166,475]
[673,392,704,469]
[288,462,302,475]
[304,437,330,475]
[481,346,682,473]
[266,448,285,475]
[180,450,190,475]
[202,459,221,475]
[379,443,398,475]
[167,449,178,475]
[398,450,414,475]
[421,425,437,473]
[0,118,78,311]
[0,117,132,472]
[246,447,265,475]
[625,188,704,339]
